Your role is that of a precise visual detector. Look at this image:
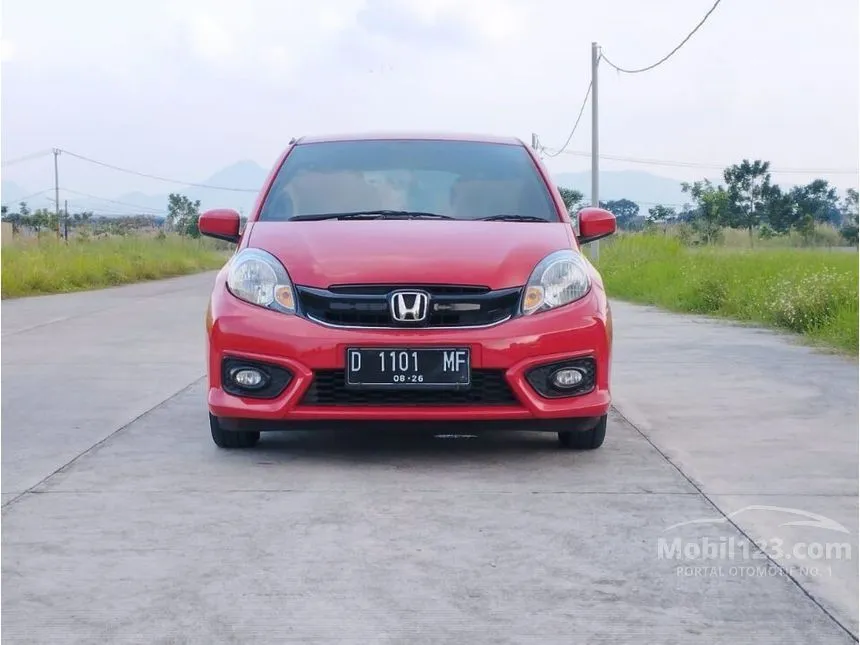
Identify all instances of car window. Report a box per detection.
[257,139,560,221]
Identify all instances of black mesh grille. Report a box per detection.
[296,284,521,328]
[300,370,519,406]
[525,357,596,398]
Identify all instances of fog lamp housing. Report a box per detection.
[525,357,596,398]
[221,357,293,399]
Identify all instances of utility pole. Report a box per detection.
[591,41,600,262]
[53,148,61,239]
[63,199,69,241]
[531,133,539,151]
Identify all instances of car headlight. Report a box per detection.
[520,249,591,315]
[226,248,296,313]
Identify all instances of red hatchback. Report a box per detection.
[199,133,616,450]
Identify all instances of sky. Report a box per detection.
[1,0,859,204]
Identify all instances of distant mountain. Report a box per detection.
[113,160,269,215]
[202,160,269,194]
[1,180,46,209]
[2,161,703,217]
[551,170,697,208]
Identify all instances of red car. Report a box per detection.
[199,133,616,450]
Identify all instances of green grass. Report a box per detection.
[1,233,231,298]
[626,222,852,249]
[717,223,847,248]
[593,234,859,355]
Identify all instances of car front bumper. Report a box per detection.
[207,287,612,429]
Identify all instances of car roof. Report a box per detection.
[292,131,527,147]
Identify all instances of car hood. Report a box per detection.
[246,220,575,289]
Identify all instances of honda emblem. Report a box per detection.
[390,291,430,322]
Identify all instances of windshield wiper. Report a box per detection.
[289,210,455,221]
[476,214,551,222]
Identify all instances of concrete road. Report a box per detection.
[2,273,857,644]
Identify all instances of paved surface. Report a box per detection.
[610,301,859,637]
[1,275,213,496]
[2,272,857,644]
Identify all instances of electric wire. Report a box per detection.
[539,147,859,176]
[599,0,723,74]
[57,149,259,192]
[60,188,166,214]
[1,150,54,167]
[542,81,592,158]
[1,188,55,208]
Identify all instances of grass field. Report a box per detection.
[594,234,859,354]
[1,233,231,299]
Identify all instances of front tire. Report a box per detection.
[210,413,260,449]
[558,415,607,450]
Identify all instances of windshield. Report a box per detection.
[257,139,560,222]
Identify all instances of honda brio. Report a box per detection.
[199,132,616,450]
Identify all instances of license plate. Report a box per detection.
[346,347,470,388]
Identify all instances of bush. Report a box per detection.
[758,224,776,240]
[1,234,231,298]
[595,235,858,354]
[683,276,730,313]
[840,224,859,246]
[672,223,696,246]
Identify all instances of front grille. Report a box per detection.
[300,369,519,406]
[296,284,521,328]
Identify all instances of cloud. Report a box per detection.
[162,0,531,85]
[165,0,368,80]
[184,14,237,63]
[356,0,474,49]
[2,0,856,195]
[1,39,17,63]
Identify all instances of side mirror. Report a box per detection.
[576,206,616,244]
[198,208,241,243]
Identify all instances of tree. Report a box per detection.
[675,203,697,223]
[839,188,859,245]
[763,185,797,234]
[600,198,640,229]
[681,179,730,245]
[2,205,23,234]
[30,208,55,233]
[841,188,858,219]
[790,179,840,226]
[646,204,677,223]
[557,187,584,213]
[794,213,816,246]
[723,159,773,245]
[166,193,202,237]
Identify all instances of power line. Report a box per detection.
[599,0,723,74]
[58,149,259,193]
[60,188,166,214]
[1,150,54,167]
[540,147,859,176]
[77,212,165,218]
[2,187,166,213]
[542,81,592,158]
[595,198,689,208]
[1,188,55,207]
